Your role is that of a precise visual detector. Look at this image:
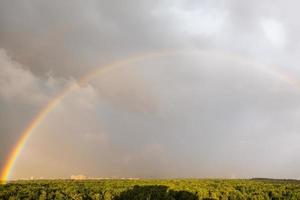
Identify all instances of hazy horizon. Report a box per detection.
[1,0,300,181]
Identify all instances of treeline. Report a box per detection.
[1,179,300,199]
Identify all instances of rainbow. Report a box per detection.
[0,49,298,183]
[0,50,174,183]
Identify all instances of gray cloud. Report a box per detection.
[1,0,300,179]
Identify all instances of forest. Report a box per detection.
[1,178,300,199]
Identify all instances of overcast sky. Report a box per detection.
[1,0,300,180]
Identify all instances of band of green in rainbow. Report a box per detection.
[0,49,298,184]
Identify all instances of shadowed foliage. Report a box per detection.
[113,185,198,200]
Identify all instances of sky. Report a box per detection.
[1,0,300,180]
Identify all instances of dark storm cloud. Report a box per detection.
[1,0,300,179]
[0,0,182,78]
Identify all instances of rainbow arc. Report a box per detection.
[0,49,298,183]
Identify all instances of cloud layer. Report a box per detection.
[1,0,300,179]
